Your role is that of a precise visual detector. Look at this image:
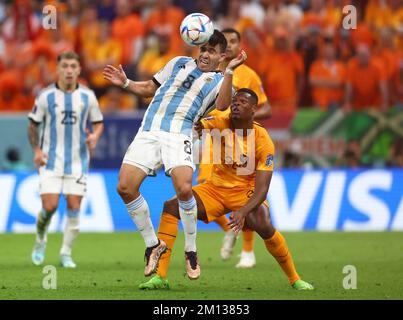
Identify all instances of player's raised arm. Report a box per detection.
[215,50,247,111]
[103,64,158,98]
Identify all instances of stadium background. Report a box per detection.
[0,0,402,233]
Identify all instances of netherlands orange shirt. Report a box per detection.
[145,7,185,55]
[346,57,387,109]
[260,50,304,111]
[200,115,275,188]
[111,14,144,65]
[208,64,268,118]
[309,60,346,109]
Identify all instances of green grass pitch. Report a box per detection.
[0,232,402,300]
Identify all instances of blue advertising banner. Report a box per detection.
[0,169,402,233]
[90,115,143,169]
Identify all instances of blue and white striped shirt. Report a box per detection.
[28,83,103,176]
[141,56,224,137]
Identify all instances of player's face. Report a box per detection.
[223,32,240,60]
[197,43,226,72]
[57,58,81,86]
[230,92,256,121]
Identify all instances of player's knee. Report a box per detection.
[116,180,136,199]
[43,203,58,214]
[175,182,193,200]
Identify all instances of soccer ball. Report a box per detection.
[180,13,214,46]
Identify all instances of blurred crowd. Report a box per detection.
[0,0,402,115]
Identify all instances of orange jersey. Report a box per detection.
[260,50,304,112]
[208,64,268,118]
[309,60,346,109]
[200,115,275,189]
[197,64,269,183]
[346,57,387,109]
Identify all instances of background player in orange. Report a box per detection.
[344,44,389,111]
[197,28,272,269]
[309,41,346,110]
[139,88,313,290]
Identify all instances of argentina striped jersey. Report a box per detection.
[141,56,224,137]
[28,83,103,176]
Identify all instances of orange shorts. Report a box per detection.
[193,180,269,223]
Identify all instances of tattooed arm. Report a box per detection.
[28,120,48,167]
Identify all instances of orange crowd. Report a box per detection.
[0,0,402,114]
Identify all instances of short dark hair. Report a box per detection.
[207,29,227,53]
[236,88,258,105]
[57,51,80,63]
[221,28,241,42]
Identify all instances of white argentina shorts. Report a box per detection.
[39,168,87,196]
[123,131,195,176]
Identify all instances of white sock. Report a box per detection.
[126,195,158,248]
[178,197,197,252]
[60,209,80,256]
[36,209,54,244]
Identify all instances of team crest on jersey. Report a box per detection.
[205,77,213,83]
[266,154,274,167]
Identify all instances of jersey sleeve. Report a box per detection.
[28,93,47,123]
[256,129,275,172]
[88,91,104,123]
[153,56,184,86]
[249,71,268,105]
[194,75,225,122]
[200,116,219,130]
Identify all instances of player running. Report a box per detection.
[102,30,247,277]
[197,28,272,268]
[29,51,104,268]
[139,89,314,290]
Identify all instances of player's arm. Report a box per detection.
[86,92,105,150]
[103,64,158,98]
[28,119,40,152]
[228,170,272,234]
[194,117,217,138]
[28,120,47,167]
[86,122,104,151]
[215,51,247,111]
[28,97,48,167]
[248,71,272,119]
[253,102,272,120]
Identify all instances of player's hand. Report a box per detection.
[85,129,98,151]
[228,210,246,235]
[226,50,247,71]
[194,121,204,139]
[33,149,48,168]
[102,64,127,87]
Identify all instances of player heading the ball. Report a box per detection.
[103,29,247,280]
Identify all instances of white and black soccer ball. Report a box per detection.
[180,13,214,46]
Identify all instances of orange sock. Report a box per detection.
[264,230,300,285]
[242,229,254,252]
[156,213,179,279]
[215,215,230,232]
